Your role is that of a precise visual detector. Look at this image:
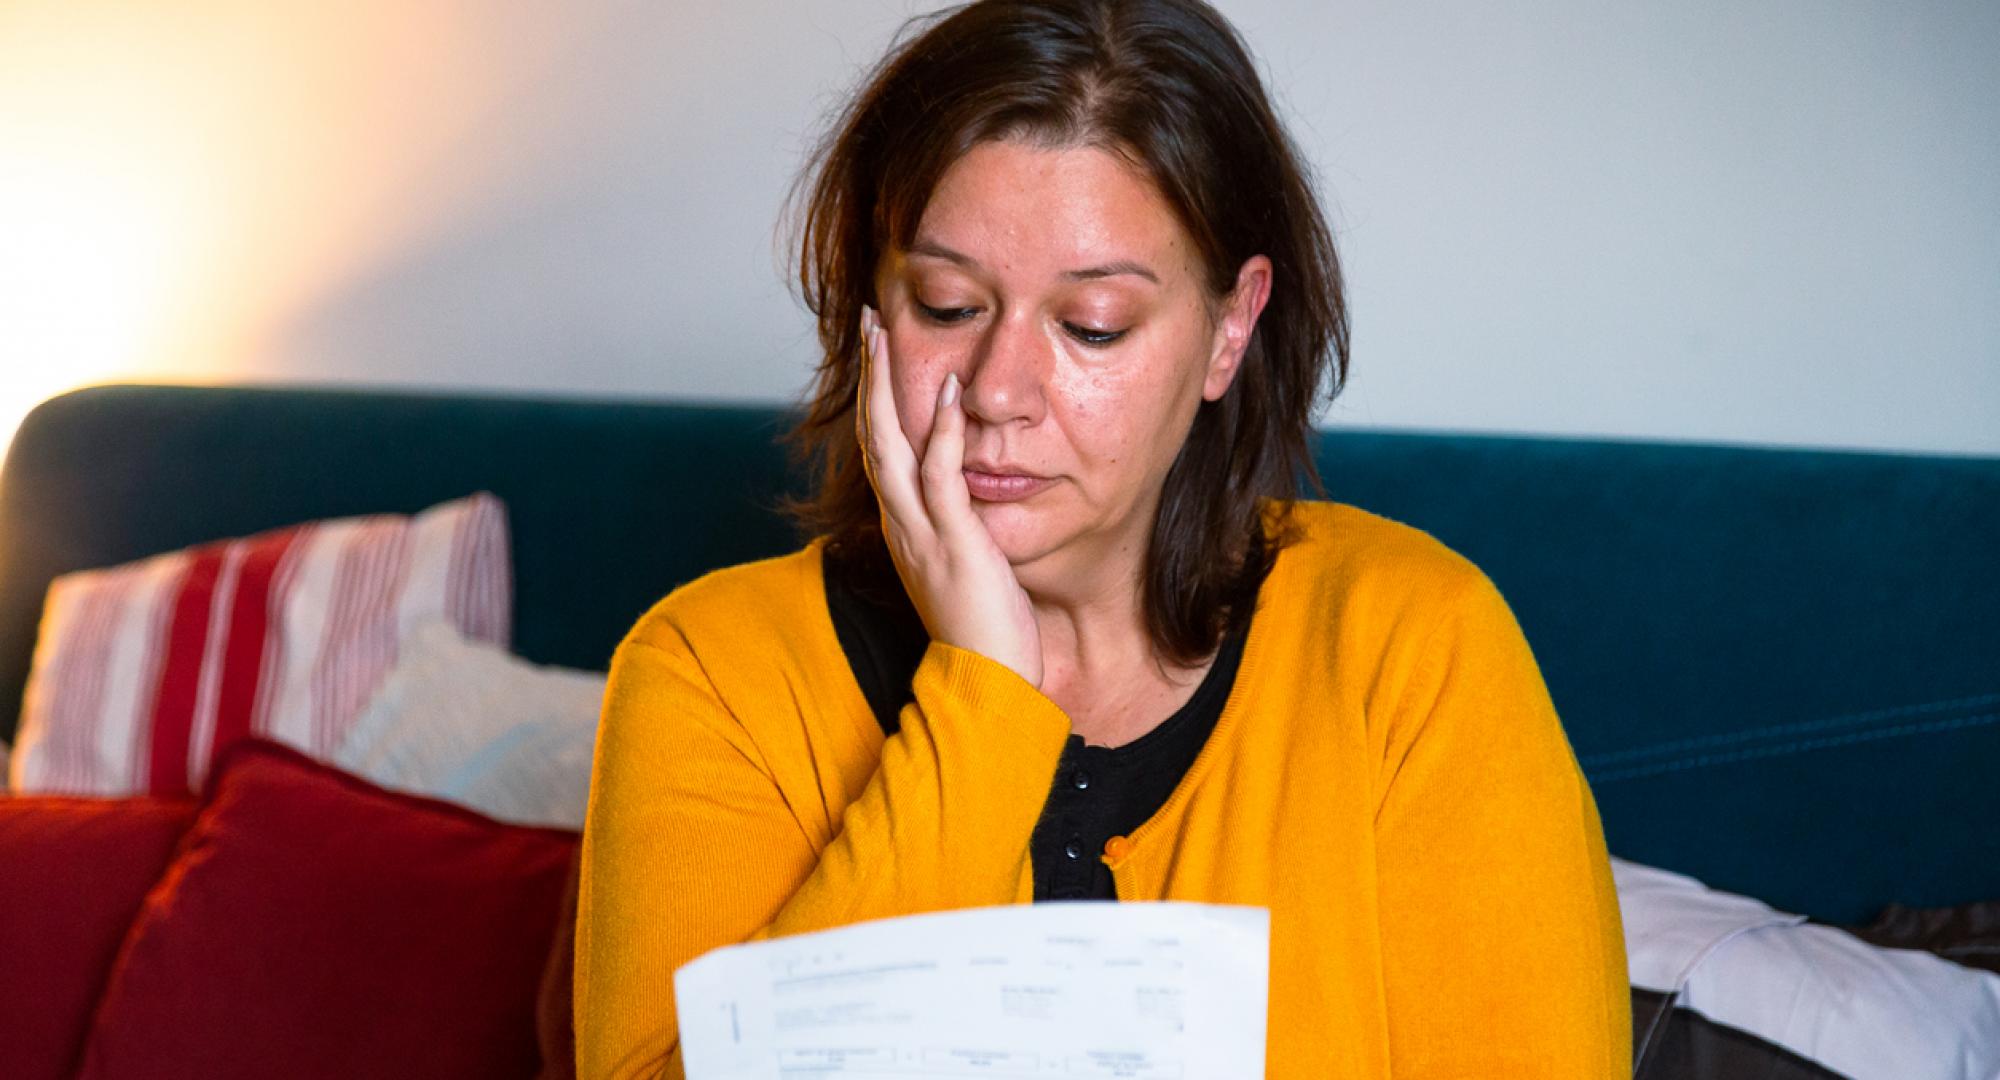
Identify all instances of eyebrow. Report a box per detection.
[907,238,1160,284]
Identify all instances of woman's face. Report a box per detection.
[872,138,1270,581]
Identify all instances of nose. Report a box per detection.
[958,308,1048,429]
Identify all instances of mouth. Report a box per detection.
[961,468,1055,503]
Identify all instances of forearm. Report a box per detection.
[757,641,1070,936]
[575,635,1069,1079]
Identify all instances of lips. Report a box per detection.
[961,466,1054,503]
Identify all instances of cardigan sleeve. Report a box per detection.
[573,621,1071,1080]
[1371,570,1632,1077]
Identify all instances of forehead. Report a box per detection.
[909,139,1195,281]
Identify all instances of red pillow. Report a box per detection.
[0,794,197,1080]
[533,850,582,1080]
[77,738,578,1080]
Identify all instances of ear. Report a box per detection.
[1202,254,1273,401]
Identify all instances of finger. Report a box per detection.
[864,317,918,474]
[861,314,930,537]
[854,313,878,490]
[919,372,977,539]
[855,308,888,475]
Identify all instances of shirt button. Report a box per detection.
[1072,770,1091,791]
[1064,837,1084,860]
[1103,835,1134,862]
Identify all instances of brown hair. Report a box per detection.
[780,0,1348,665]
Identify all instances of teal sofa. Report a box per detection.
[1,382,1994,925]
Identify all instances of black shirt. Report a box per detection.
[822,542,1248,901]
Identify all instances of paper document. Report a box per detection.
[675,901,1270,1079]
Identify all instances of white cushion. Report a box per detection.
[334,619,604,830]
[1616,857,2000,1079]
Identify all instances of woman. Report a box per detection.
[575,1,1630,1076]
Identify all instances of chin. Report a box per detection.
[971,502,1071,567]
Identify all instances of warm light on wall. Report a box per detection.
[0,4,210,458]
[0,1,590,462]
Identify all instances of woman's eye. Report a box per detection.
[916,302,977,325]
[915,303,1124,347]
[1065,322,1127,347]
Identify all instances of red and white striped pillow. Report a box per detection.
[7,493,510,797]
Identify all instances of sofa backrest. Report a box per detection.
[2,383,1994,924]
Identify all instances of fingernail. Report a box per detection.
[940,372,960,407]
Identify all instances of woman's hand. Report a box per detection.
[858,305,1044,689]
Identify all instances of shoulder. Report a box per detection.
[1264,499,1498,618]
[1261,499,1542,710]
[618,539,831,661]
[1255,498,1532,687]
[1254,503,1555,775]
[600,539,854,752]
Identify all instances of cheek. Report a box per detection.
[1050,318,1214,499]
[1049,359,1185,478]
[1049,365,1124,445]
[890,334,953,454]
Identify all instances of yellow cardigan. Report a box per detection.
[575,500,1630,1078]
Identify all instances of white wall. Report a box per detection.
[4,0,1995,455]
